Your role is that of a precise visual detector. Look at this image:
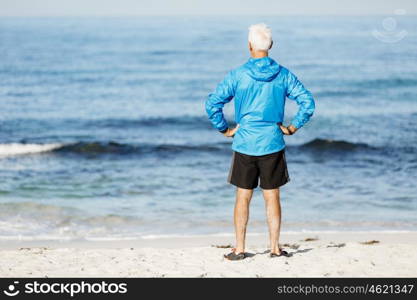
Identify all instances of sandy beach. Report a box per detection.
[1,14,417,280]
[1,231,416,277]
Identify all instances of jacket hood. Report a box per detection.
[245,57,281,82]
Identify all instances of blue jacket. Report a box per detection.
[205,56,315,156]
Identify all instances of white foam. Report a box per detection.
[0,143,63,157]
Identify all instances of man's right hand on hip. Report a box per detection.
[222,124,240,138]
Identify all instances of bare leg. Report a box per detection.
[262,188,282,254]
[234,187,253,253]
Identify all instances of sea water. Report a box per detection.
[0,16,416,240]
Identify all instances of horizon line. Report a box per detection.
[0,13,416,17]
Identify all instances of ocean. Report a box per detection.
[0,16,416,241]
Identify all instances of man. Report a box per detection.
[205,23,315,260]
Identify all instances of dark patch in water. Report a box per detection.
[299,138,371,151]
[56,142,135,155]
[357,78,417,89]
[54,141,227,156]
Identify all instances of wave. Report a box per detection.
[0,139,379,158]
[0,141,228,157]
[0,138,388,158]
[56,141,226,155]
[0,143,63,157]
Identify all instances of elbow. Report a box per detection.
[305,95,316,117]
[205,96,215,117]
[293,99,315,129]
[308,100,315,117]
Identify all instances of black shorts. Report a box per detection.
[227,149,290,189]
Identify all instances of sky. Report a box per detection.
[0,0,416,16]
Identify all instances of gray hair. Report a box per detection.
[248,23,273,51]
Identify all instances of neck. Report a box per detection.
[251,51,268,58]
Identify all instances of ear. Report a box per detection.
[269,40,273,50]
[248,42,253,51]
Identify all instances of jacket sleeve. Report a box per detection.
[205,71,236,132]
[286,71,315,129]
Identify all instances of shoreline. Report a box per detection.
[1,230,417,249]
[0,231,416,277]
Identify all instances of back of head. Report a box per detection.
[248,23,273,51]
